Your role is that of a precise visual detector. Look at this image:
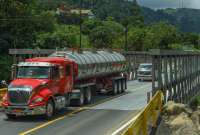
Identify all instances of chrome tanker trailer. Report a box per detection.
[2,50,127,119]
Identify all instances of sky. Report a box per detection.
[137,0,200,9]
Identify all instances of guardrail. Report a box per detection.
[112,91,163,135]
[151,50,200,104]
[0,88,7,105]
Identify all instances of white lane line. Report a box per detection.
[110,112,141,135]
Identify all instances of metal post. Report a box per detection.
[168,56,173,101]
[147,91,151,103]
[79,0,83,49]
[124,26,128,51]
[152,55,156,95]
[173,56,178,101]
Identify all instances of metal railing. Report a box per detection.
[112,91,163,135]
[151,50,200,103]
[0,88,7,105]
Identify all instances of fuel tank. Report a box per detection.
[50,50,126,79]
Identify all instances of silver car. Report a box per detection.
[137,63,153,81]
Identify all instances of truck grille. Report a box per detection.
[8,91,31,105]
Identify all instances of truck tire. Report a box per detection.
[122,79,126,92]
[45,99,54,119]
[118,80,122,93]
[84,87,92,104]
[112,81,118,95]
[6,114,16,119]
[65,94,71,107]
[76,90,84,106]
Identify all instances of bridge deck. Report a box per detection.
[0,81,152,135]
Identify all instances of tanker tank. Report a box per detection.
[50,50,126,79]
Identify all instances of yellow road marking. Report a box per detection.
[19,107,87,135]
[19,93,126,135]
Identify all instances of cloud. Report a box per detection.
[187,0,200,9]
[137,0,200,9]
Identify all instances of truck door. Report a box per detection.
[51,66,60,93]
[64,64,73,93]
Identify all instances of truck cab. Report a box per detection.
[2,57,74,119]
[2,51,127,119]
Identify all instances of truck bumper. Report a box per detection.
[3,105,46,116]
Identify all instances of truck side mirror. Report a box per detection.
[11,64,17,80]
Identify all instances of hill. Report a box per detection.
[142,7,200,33]
[37,0,200,33]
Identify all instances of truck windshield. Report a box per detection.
[17,66,50,79]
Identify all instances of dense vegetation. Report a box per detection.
[142,7,200,33]
[0,0,200,80]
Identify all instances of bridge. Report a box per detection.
[0,49,199,135]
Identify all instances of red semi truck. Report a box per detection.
[2,50,127,119]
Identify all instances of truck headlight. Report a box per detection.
[32,97,44,104]
[2,94,8,102]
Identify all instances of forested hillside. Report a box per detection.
[142,7,200,33]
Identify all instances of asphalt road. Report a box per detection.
[0,80,152,135]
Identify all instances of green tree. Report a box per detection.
[148,22,181,49]
[127,27,146,51]
[89,25,112,48]
[0,55,13,81]
[93,0,144,25]
[82,19,102,35]
[36,25,79,48]
[89,20,123,49]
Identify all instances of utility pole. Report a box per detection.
[182,0,184,8]
[124,0,129,51]
[124,26,128,51]
[79,0,83,49]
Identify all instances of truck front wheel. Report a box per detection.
[45,100,54,119]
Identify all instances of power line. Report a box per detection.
[179,0,184,8]
[0,18,44,21]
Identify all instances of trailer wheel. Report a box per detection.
[118,80,122,93]
[112,81,118,95]
[6,114,16,119]
[65,94,71,107]
[77,90,84,106]
[84,87,92,104]
[122,79,126,92]
[45,99,54,119]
